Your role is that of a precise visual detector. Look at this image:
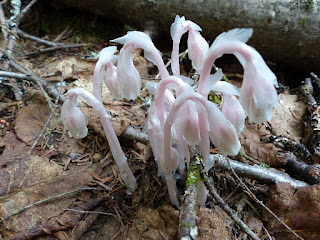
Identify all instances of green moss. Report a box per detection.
[273,2,280,13]
[237,151,246,161]
[181,222,194,228]
[299,17,308,27]
[186,161,201,187]
[305,0,314,10]
[259,162,270,168]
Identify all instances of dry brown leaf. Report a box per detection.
[36,56,94,81]
[0,131,99,236]
[263,183,320,240]
[14,104,51,145]
[240,124,285,167]
[81,107,129,138]
[270,93,306,140]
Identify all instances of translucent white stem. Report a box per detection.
[198,41,251,96]
[163,92,208,207]
[154,76,185,125]
[67,88,137,192]
[92,60,104,103]
[171,42,180,76]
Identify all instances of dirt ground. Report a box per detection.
[0,2,320,240]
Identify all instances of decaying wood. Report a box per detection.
[51,0,320,74]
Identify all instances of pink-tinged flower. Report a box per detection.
[222,94,245,134]
[170,15,202,76]
[112,31,169,79]
[93,46,118,102]
[61,93,88,139]
[239,47,278,123]
[61,88,137,192]
[206,101,241,156]
[198,28,277,124]
[104,62,120,99]
[175,100,201,145]
[116,43,141,100]
[187,28,209,72]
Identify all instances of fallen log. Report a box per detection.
[51,0,320,74]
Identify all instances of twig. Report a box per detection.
[26,43,85,56]
[262,135,312,162]
[0,70,33,80]
[65,208,118,218]
[223,155,304,240]
[53,23,71,42]
[17,0,38,22]
[280,152,320,184]
[301,77,320,154]
[179,157,201,240]
[28,112,53,153]
[0,2,8,40]
[0,51,67,102]
[28,66,65,153]
[209,154,308,187]
[200,162,260,240]
[120,125,149,145]
[70,207,105,240]
[16,28,64,47]
[0,187,102,223]
[1,0,22,100]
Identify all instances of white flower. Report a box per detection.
[61,95,88,139]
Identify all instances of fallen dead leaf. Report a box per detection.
[14,104,51,145]
[270,93,306,140]
[0,131,101,237]
[263,182,320,240]
[240,123,285,167]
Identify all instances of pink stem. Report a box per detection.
[68,88,137,192]
[198,41,252,96]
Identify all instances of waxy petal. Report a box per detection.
[116,45,141,100]
[61,98,88,139]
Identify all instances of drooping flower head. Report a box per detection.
[93,46,118,102]
[61,92,88,139]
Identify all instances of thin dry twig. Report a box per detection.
[223,155,304,240]
[26,43,85,56]
[1,0,21,100]
[16,28,64,47]
[200,162,260,240]
[0,187,102,223]
[0,51,67,102]
[28,66,65,153]
[17,0,38,22]
[69,207,105,240]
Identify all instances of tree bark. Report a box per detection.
[51,0,320,74]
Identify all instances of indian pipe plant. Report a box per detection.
[61,15,278,207]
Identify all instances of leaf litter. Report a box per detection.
[0,5,320,240]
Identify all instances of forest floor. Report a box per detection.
[0,2,320,240]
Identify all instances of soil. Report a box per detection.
[0,2,320,240]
